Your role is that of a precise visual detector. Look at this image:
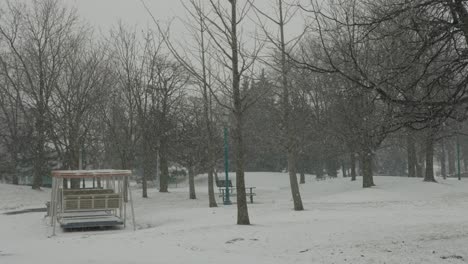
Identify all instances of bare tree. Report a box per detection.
[0,0,81,189]
[186,0,262,224]
[49,35,111,187]
[251,0,304,210]
[107,23,143,195]
[0,55,32,184]
[151,55,188,193]
[146,0,219,206]
[173,96,209,200]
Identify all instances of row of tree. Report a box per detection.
[1,0,468,225]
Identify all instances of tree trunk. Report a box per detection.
[159,141,169,193]
[278,0,303,211]
[415,148,423,178]
[462,140,468,173]
[12,174,19,185]
[142,163,149,199]
[464,156,468,174]
[69,148,81,189]
[300,171,305,184]
[208,168,217,206]
[448,140,456,176]
[440,139,447,180]
[121,159,128,202]
[228,0,249,225]
[326,158,338,178]
[141,134,153,198]
[362,151,375,188]
[234,112,249,224]
[188,166,196,199]
[407,130,417,177]
[32,114,46,189]
[315,159,324,179]
[350,153,356,181]
[342,160,347,178]
[12,157,19,185]
[299,154,306,184]
[424,130,436,182]
[205,134,217,208]
[288,150,304,210]
[214,170,220,183]
[358,155,363,176]
[199,11,217,208]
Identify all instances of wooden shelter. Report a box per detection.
[49,170,136,235]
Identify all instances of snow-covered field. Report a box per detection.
[2,173,468,264]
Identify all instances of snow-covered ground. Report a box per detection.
[2,173,468,264]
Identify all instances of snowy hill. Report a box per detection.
[1,173,468,263]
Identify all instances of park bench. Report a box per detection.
[315,175,337,181]
[216,180,256,203]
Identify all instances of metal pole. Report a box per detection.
[49,177,55,225]
[457,133,461,180]
[51,178,58,236]
[223,127,231,205]
[127,177,136,231]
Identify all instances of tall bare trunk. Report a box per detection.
[350,153,356,181]
[188,166,196,199]
[407,130,417,177]
[299,154,306,184]
[69,147,81,188]
[288,150,304,210]
[32,112,46,189]
[440,139,447,179]
[142,162,149,198]
[214,170,220,183]
[464,153,468,173]
[228,0,250,225]
[342,160,347,178]
[12,174,19,185]
[141,132,154,198]
[362,151,375,188]
[208,168,217,206]
[316,159,324,179]
[11,155,19,185]
[121,159,128,202]
[200,14,217,207]
[233,110,249,223]
[416,148,423,178]
[448,140,456,176]
[424,129,436,182]
[278,0,304,211]
[159,141,169,192]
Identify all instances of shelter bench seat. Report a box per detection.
[63,189,121,211]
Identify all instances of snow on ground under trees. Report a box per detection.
[1,173,468,264]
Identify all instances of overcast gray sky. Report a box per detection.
[62,0,181,31]
[62,0,307,39]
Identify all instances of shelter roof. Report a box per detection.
[51,170,132,179]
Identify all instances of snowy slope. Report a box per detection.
[1,173,468,264]
[0,184,49,211]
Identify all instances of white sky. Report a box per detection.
[63,0,182,31]
[62,0,308,39]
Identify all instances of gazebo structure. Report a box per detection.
[49,170,136,235]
